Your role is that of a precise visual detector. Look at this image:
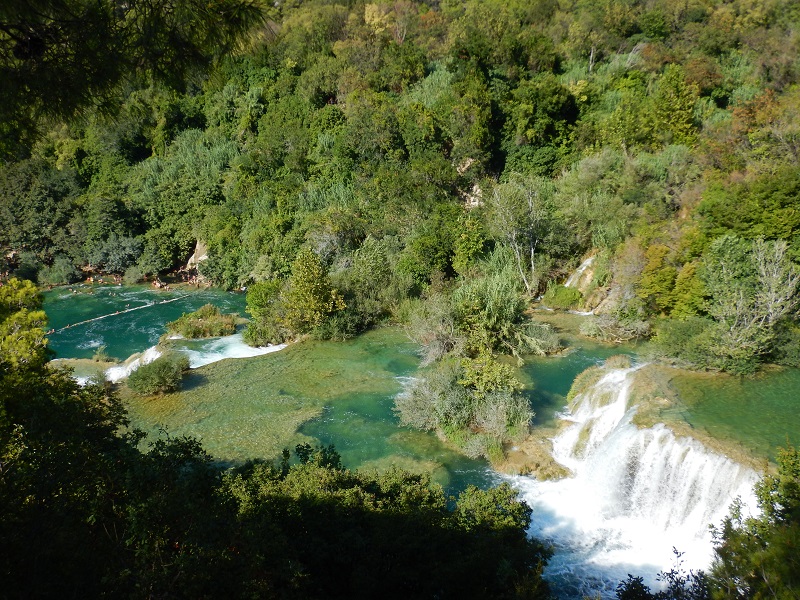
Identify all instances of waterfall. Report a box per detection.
[105,346,162,383]
[181,333,285,368]
[511,366,760,598]
[564,256,595,288]
[101,334,286,382]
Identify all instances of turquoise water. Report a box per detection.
[43,289,495,494]
[43,284,246,360]
[670,368,800,461]
[42,286,800,489]
[521,343,634,427]
[42,288,800,594]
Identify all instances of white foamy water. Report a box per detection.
[77,338,105,350]
[510,367,760,598]
[180,333,285,368]
[101,333,285,381]
[564,256,595,288]
[105,346,162,382]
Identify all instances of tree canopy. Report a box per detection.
[0,0,265,159]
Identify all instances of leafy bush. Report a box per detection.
[127,352,189,395]
[166,304,236,338]
[394,355,533,462]
[37,255,81,285]
[123,265,143,284]
[243,280,289,346]
[770,321,800,367]
[542,285,583,310]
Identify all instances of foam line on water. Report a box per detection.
[180,333,285,368]
[101,334,286,381]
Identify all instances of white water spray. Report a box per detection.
[511,367,759,598]
[181,333,285,368]
[105,346,162,383]
[102,334,285,381]
[564,256,595,288]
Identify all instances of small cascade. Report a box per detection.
[181,333,285,368]
[512,366,760,598]
[564,256,595,289]
[101,334,286,382]
[105,346,162,383]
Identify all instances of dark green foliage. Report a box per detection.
[3,0,800,376]
[698,167,800,246]
[37,255,81,285]
[221,453,551,599]
[397,203,463,284]
[166,304,237,338]
[709,446,800,598]
[1,305,552,598]
[769,321,800,367]
[0,0,264,160]
[502,74,578,172]
[127,352,190,395]
[0,159,81,265]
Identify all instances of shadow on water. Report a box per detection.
[181,372,207,392]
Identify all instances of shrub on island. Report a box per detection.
[166,304,236,338]
[127,352,190,395]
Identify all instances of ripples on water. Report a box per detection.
[44,287,792,597]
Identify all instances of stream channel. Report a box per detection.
[43,284,800,598]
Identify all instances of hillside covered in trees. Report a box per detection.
[3,0,800,377]
[3,0,800,597]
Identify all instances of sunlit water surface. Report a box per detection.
[43,286,800,597]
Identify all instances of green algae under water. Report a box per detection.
[122,328,497,493]
[42,288,495,493]
[669,368,800,462]
[42,286,800,493]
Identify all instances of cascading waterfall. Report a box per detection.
[564,256,595,288]
[511,366,760,598]
[180,333,285,368]
[102,334,286,382]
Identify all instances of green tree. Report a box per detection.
[701,235,800,372]
[282,248,345,335]
[487,174,561,295]
[0,0,264,159]
[709,446,800,598]
[670,262,707,319]
[0,278,49,371]
[653,65,699,146]
[636,244,678,314]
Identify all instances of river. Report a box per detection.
[42,284,800,598]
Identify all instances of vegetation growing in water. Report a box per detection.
[166,303,237,338]
[1,295,553,598]
[3,0,800,594]
[127,352,190,395]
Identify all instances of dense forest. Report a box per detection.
[2,0,800,597]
